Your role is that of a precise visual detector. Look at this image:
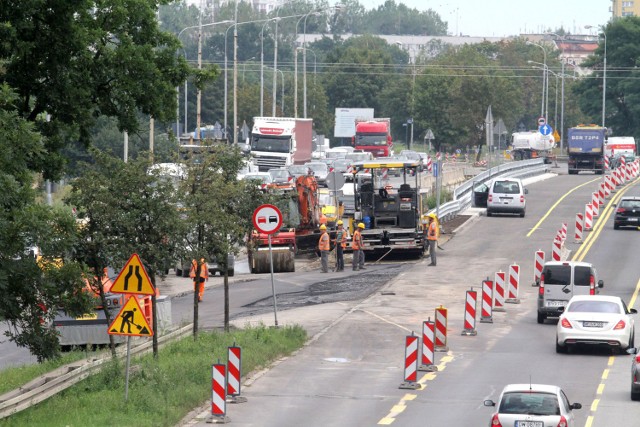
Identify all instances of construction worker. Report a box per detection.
[189,258,209,302]
[352,222,365,271]
[426,213,439,266]
[318,224,330,273]
[334,220,347,271]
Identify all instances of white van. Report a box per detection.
[486,178,527,217]
[536,261,603,323]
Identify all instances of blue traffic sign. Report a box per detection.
[433,163,438,177]
[539,124,553,136]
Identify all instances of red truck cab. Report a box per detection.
[353,119,392,157]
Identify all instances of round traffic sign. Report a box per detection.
[537,117,546,126]
[252,204,283,235]
[539,124,553,136]
[325,171,345,192]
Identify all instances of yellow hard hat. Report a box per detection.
[319,224,327,230]
[358,222,365,229]
[337,220,344,225]
[427,213,437,219]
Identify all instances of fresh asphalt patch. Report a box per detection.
[238,265,406,317]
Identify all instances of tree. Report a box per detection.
[178,146,265,335]
[0,0,190,179]
[66,150,181,357]
[575,17,640,138]
[0,84,94,361]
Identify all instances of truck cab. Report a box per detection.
[353,119,393,158]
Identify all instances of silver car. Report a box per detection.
[484,383,582,427]
[627,347,640,400]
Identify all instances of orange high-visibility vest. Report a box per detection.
[336,228,347,248]
[352,229,362,250]
[190,259,209,280]
[319,232,330,251]
[427,221,438,241]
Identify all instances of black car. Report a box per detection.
[614,196,640,229]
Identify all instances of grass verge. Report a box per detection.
[1,324,306,427]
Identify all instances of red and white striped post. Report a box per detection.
[480,279,494,323]
[461,288,478,336]
[434,305,448,352]
[436,152,442,162]
[612,169,620,186]
[426,156,433,173]
[604,175,613,196]
[534,250,545,286]
[209,362,230,423]
[493,271,506,312]
[604,155,610,170]
[598,183,605,205]
[591,192,600,217]
[574,213,584,243]
[506,263,520,304]
[560,223,568,241]
[626,163,632,181]
[399,334,420,389]
[418,320,437,372]
[227,345,247,404]
[584,203,593,231]
[552,237,562,261]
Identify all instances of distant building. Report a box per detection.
[219,0,283,14]
[611,0,640,17]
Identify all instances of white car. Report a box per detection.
[556,295,637,354]
[484,383,582,427]
[486,177,527,217]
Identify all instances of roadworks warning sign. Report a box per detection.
[108,296,153,337]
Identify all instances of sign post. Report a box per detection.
[108,253,155,402]
[253,204,283,326]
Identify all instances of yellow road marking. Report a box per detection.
[378,417,394,425]
[601,369,609,380]
[585,415,594,427]
[527,177,600,237]
[390,405,406,413]
[596,384,605,395]
[590,399,599,411]
[607,357,614,366]
[629,278,640,310]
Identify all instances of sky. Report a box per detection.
[359,0,611,37]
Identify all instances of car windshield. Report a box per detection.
[332,159,351,170]
[251,136,290,153]
[567,301,621,314]
[619,200,640,209]
[355,134,387,146]
[289,165,307,176]
[244,174,271,184]
[326,151,348,159]
[493,181,520,194]
[499,392,560,416]
[306,163,328,174]
[346,153,371,162]
[269,169,289,180]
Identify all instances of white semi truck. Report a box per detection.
[250,117,313,172]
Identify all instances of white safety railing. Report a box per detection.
[431,159,549,221]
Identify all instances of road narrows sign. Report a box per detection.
[252,204,283,235]
[110,253,155,295]
[108,296,153,337]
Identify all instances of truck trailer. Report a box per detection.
[250,117,313,171]
[510,131,555,161]
[567,125,606,175]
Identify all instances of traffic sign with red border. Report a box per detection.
[252,204,283,234]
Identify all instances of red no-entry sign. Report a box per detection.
[252,204,283,235]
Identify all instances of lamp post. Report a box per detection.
[260,18,280,117]
[527,59,549,122]
[585,25,607,127]
[526,41,548,120]
[294,11,320,118]
[302,12,320,118]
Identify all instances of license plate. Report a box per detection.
[583,321,604,327]
[628,218,638,222]
[75,313,98,321]
[516,421,543,427]
[546,300,566,307]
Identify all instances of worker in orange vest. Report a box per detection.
[426,213,439,266]
[333,220,347,271]
[352,222,365,271]
[318,224,330,273]
[189,258,209,302]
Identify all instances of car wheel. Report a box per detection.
[486,210,492,217]
[228,269,235,277]
[175,267,182,277]
[628,331,635,350]
[556,337,567,354]
[537,311,546,324]
[614,224,620,230]
[520,209,525,218]
[632,389,640,401]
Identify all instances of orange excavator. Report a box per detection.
[248,174,323,273]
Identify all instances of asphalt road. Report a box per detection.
[181,166,640,427]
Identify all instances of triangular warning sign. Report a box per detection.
[108,296,153,337]
[111,253,155,295]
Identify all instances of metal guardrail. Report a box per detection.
[0,324,193,419]
[432,159,549,221]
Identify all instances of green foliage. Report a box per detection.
[0,84,93,362]
[1,325,307,427]
[0,0,190,178]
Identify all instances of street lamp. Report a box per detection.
[526,41,548,120]
[527,59,548,122]
[260,17,280,117]
[176,20,233,137]
[585,25,607,127]
[295,11,321,118]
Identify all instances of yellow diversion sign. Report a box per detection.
[110,253,155,295]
